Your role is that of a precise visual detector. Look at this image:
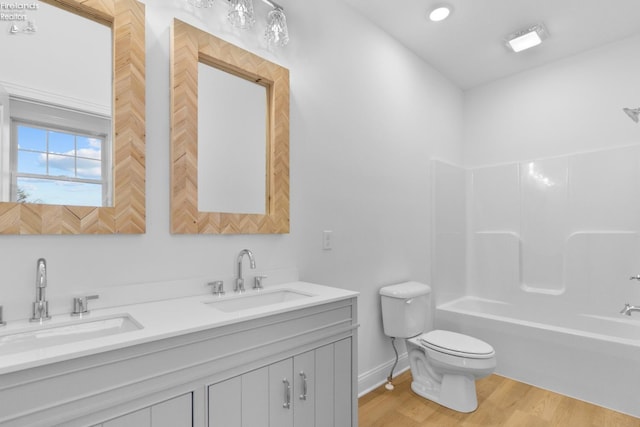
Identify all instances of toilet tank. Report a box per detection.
[379,281,432,338]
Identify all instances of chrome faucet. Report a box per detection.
[30,258,51,322]
[620,303,640,316]
[71,294,99,316]
[235,249,256,293]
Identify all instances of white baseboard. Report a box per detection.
[357,353,410,397]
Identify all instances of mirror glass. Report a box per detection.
[197,63,267,214]
[0,2,112,207]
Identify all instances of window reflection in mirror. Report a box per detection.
[10,98,111,206]
[0,1,112,207]
[197,63,268,215]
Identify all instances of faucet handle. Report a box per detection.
[208,281,225,296]
[71,294,99,316]
[254,275,267,290]
[0,305,5,326]
[630,275,640,281]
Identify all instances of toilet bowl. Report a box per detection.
[379,281,496,413]
[407,330,496,412]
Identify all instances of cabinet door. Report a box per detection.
[209,367,269,427]
[314,344,335,427]
[151,393,193,427]
[96,393,193,427]
[242,367,269,427]
[334,338,353,427]
[293,350,315,427]
[207,339,354,427]
[269,358,294,427]
[102,408,150,427]
[209,376,242,427]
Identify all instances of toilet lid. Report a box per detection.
[419,330,495,359]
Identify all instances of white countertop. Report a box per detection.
[0,281,358,375]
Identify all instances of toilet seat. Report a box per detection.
[417,330,495,359]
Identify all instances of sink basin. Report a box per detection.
[205,289,313,312]
[0,314,142,356]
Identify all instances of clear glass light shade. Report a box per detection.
[228,0,255,29]
[265,9,289,47]
[188,0,214,7]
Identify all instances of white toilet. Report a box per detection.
[380,281,496,413]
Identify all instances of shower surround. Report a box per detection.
[470,145,640,310]
[434,145,640,312]
[431,147,640,416]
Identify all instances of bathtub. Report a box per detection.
[436,296,640,418]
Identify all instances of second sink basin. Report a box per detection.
[205,289,313,313]
[0,314,142,356]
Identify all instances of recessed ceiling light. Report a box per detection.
[428,5,452,22]
[505,24,548,53]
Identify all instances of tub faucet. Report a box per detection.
[235,249,256,293]
[30,258,51,322]
[620,303,640,316]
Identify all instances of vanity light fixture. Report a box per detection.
[188,0,289,48]
[428,5,452,22]
[623,107,640,123]
[188,0,214,7]
[505,24,548,53]
[228,0,255,29]
[264,3,289,47]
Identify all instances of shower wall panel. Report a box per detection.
[434,145,640,307]
[520,157,568,294]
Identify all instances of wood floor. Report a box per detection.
[358,371,640,427]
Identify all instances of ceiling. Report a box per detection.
[341,0,640,90]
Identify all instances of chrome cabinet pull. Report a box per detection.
[299,371,307,400]
[283,378,291,409]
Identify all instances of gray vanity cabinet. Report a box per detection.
[208,367,269,427]
[208,338,352,427]
[0,295,357,427]
[94,393,193,427]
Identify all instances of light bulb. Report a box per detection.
[228,0,255,30]
[429,6,451,22]
[265,8,289,48]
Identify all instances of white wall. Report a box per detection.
[463,34,640,167]
[0,0,464,393]
[432,160,467,304]
[290,0,464,389]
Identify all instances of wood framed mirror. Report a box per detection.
[170,19,289,234]
[0,0,145,234]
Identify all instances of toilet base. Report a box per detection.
[411,373,478,413]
